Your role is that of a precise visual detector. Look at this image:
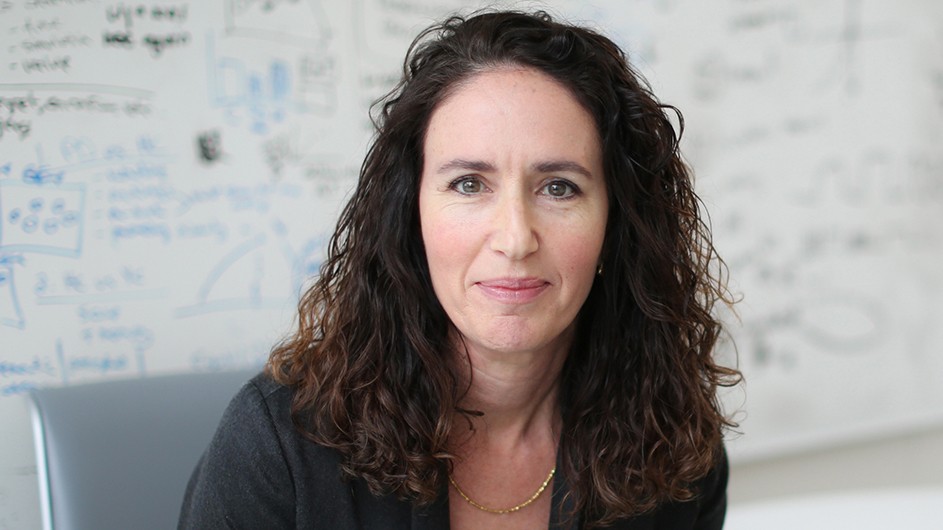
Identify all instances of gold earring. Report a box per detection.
[596,263,603,276]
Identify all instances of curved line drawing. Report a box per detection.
[195,233,267,303]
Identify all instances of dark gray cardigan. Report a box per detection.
[179,373,728,529]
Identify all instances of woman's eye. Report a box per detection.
[450,177,484,195]
[543,180,577,198]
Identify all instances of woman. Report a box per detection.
[180,10,740,530]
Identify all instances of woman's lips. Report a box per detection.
[475,278,549,304]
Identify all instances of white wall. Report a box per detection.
[729,426,943,505]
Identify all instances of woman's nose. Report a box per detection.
[489,194,539,260]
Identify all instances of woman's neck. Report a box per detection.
[450,328,570,450]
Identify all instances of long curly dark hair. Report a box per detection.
[268,9,740,527]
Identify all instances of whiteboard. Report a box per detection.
[1,1,942,527]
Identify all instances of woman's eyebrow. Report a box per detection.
[532,160,594,178]
[437,159,594,178]
[436,159,496,174]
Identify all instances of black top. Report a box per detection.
[179,373,728,529]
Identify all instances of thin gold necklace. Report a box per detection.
[448,466,556,514]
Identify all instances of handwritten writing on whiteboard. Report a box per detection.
[0,86,154,142]
[103,3,191,57]
[0,2,942,529]
[650,0,943,459]
[6,10,91,75]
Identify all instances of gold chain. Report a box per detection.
[448,466,556,514]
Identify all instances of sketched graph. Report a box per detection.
[175,226,327,318]
[176,233,269,317]
[175,232,286,317]
[224,0,332,48]
[205,37,338,133]
[210,0,339,129]
[0,181,85,257]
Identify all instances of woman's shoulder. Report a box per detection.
[182,369,429,529]
[186,370,310,475]
[230,370,292,417]
[180,370,355,528]
[228,369,289,406]
[202,370,294,443]
[213,370,339,466]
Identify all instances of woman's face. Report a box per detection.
[418,67,608,358]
